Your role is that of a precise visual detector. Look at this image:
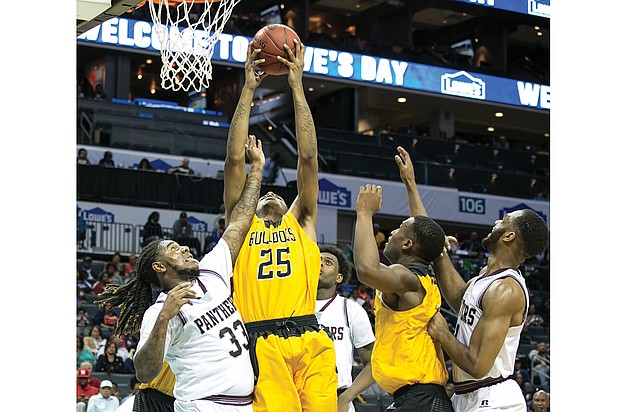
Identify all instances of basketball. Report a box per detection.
[251,24,301,76]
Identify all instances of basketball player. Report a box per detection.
[394,146,550,412]
[95,136,265,412]
[224,42,337,411]
[427,208,548,412]
[315,244,376,412]
[113,361,175,412]
[353,180,454,411]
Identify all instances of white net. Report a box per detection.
[147,0,240,92]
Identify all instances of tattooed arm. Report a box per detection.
[134,282,196,383]
[278,40,319,240]
[224,45,267,224]
[222,135,265,263]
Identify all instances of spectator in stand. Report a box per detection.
[78,148,91,165]
[512,357,531,383]
[210,217,226,248]
[167,157,195,175]
[142,211,164,246]
[123,254,137,284]
[118,377,140,409]
[529,389,549,412]
[94,83,107,100]
[373,223,391,265]
[528,342,550,370]
[78,256,96,284]
[137,158,154,171]
[458,231,486,259]
[453,258,471,282]
[532,359,549,390]
[77,271,93,301]
[85,380,119,412]
[77,205,88,248]
[79,361,101,388]
[77,367,100,411]
[78,335,97,368]
[98,151,115,168]
[77,306,92,337]
[91,272,112,296]
[525,303,545,328]
[95,340,132,374]
[514,372,534,402]
[520,323,537,345]
[96,335,131,362]
[84,325,107,355]
[111,382,122,403]
[109,252,124,278]
[172,212,194,246]
[102,262,123,286]
[93,301,118,340]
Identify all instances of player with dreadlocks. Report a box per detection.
[96,135,265,412]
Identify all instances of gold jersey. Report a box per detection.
[233,211,320,323]
[138,360,175,397]
[371,266,449,394]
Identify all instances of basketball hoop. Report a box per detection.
[144,0,240,92]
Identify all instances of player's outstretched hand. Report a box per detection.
[278,39,305,89]
[160,282,196,320]
[356,184,382,216]
[245,135,265,169]
[244,44,268,89]
[394,146,416,186]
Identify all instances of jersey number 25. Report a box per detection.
[257,247,292,279]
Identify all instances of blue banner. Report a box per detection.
[453,0,550,18]
[78,18,550,110]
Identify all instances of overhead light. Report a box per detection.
[397,97,407,103]
[355,4,361,8]
[544,133,550,137]
[537,31,543,36]
[308,87,314,92]
[280,3,284,9]
[487,126,495,132]
[146,59,153,64]
[495,112,503,117]
[534,26,540,30]
[150,88,156,94]
[268,125,273,130]
[137,74,142,80]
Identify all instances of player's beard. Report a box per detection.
[169,263,200,281]
[481,229,504,252]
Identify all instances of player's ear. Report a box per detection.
[336,273,343,285]
[152,261,166,274]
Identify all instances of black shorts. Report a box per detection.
[385,383,454,412]
[133,388,175,412]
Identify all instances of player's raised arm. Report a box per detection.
[278,40,319,236]
[224,45,267,224]
[395,146,427,217]
[222,135,265,263]
[353,184,421,294]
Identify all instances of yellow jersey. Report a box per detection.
[138,360,175,397]
[371,265,449,394]
[233,211,320,323]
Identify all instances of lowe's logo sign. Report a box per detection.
[318,178,351,207]
[441,71,486,100]
[528,0,550,18]
[81,207,115,224]
[187,216,208,232]
[500,203,547,223]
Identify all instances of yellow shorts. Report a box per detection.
[246,315,338,412]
